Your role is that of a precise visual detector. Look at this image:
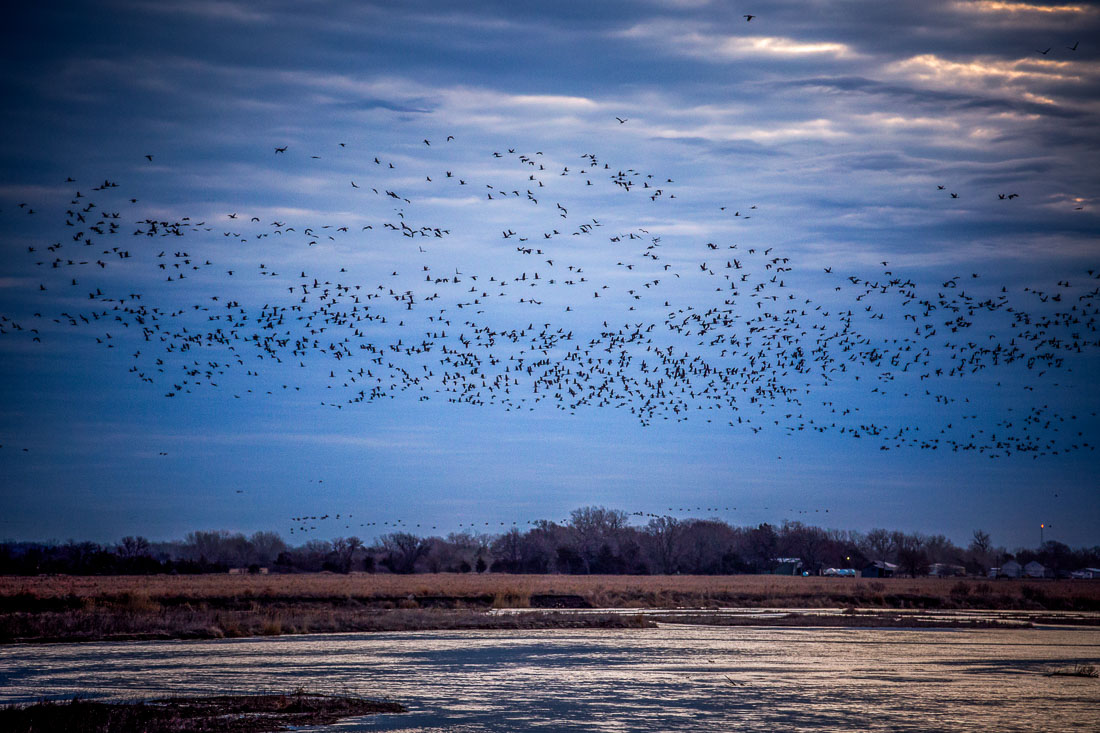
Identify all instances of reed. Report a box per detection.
[0,692,406,732]
[1045,663,1098,678]
[2,574,1096,644]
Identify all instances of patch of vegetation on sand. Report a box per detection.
[0,605,654,644]
[0,691,405,732]
[648,611,1034,629]
[1045,663,1098,678]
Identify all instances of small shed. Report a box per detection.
[862,561,897,578]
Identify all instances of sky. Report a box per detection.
[0,0,1098,550]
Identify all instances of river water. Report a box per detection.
[1,625,1098,731]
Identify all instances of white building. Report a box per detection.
[1024,561,1052,579]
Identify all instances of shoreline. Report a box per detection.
[0,692,405,732]
[3,573,1098,644]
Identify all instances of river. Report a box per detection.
[1,624,1098,731]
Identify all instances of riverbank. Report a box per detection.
[0,606,655,644]
[0,692,404,732]
[2,573,1097,644]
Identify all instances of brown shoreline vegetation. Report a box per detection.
[1045,663,1098,678]
[649,612,1035,629]
[0,691,405,732]
[2,574,1097,644]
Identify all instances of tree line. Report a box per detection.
[2,507,1097,577]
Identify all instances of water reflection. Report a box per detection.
[1,626,1098,731]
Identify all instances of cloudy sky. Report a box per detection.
[1,0,1097,548]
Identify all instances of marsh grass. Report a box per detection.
[649,612,1034,629]
[2,574,1096,643]
[0,604,656,643]
[4,574,1097,608]
[1045,663,1098,678]
[0,692,405,732]
[491,589,531,608]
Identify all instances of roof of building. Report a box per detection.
[866,561,898,570]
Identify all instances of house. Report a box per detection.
[1024,561,1052,579]
[999,560,1023,578]
[1070,568,1100,580]
[773,557,804,575]
[862,561,897,578]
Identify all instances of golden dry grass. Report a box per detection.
[2,574,1096,643]
[2,573,1097,607]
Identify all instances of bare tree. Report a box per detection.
[922,534,959,566]
[646,516,682,574]
[379,532,425,574]
[864,528,895,564]
[249,531,287,566]
[117,536,151,559]
[967,529,991,568]
[491,528,523,572]
[330,536,363,573]
[438,531,489,572]
[745,523,778,572]
[569,506,628,573]
[780,521,827,574]
[895,533,928,577]
[418,537,450,573]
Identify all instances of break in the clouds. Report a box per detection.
[0,0,1097,548]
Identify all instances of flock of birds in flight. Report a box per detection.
[1,115,1097,483]
[284,500,835,536]
[0,15,1094,540]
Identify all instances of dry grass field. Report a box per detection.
[2,572,1098,608]
[2,573,1097,643]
